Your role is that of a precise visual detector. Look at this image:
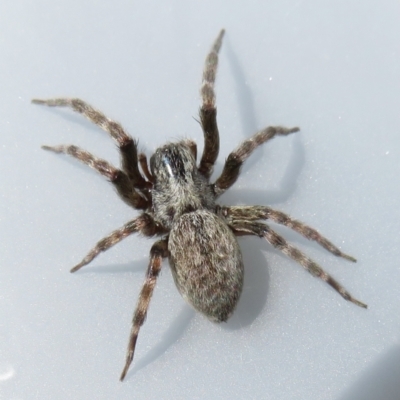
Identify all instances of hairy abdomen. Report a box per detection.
[168,210,244,322]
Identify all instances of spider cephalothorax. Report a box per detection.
[33,29,366,382]
[150,140,216,228]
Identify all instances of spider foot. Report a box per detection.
[120,351,134,382]
[41,144,64,153]
[341,253,357,263]
[70,263,85,273]
[32,98,70,107]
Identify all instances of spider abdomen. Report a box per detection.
[168,209,244,322]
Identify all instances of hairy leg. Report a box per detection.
[138,153,154,183]
[32,98,148,189]
[182,138,198,161]
[70,213,160,273]
[222,205,356,262]
[213,126,299,197]
[42,144,148,209]
[230,220,367,308]
[198,29,225,178]
[120,239,169,381]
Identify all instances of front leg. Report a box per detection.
[198,30,225,178]
[42,144,149,209]
[32,98,148,189]
[120,239,169,381]
[222,205,356,262]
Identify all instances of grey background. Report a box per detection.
[1,1,399,399]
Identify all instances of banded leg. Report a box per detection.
[32,97,148,189]
[230,220,367,308]
[199,29,225,178]
[70,213,159,273]
[42,144,148,209]
[120,239,169,381]
[213,125,299,197]
[222,205,356,262]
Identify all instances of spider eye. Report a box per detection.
[149,154,156,175]
[161,154,174,177]
[161,150,186,180]
[151,144,195,183]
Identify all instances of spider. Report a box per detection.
[33,29,367,381]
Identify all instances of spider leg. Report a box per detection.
[70,213,160,273]
[138,153,154,183]
[32,98,148,189]
[230,220,367,308]
[213,126,299,197]
[222,205,356,262]
[42,144,148,209]
[198,29,225,178]
[120,239,169,381]
[182,139,198,161]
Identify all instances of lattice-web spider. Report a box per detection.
[33,30,367,381]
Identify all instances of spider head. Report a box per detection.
[150,140,196,185]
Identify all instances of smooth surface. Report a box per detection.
[1,1,399,399]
